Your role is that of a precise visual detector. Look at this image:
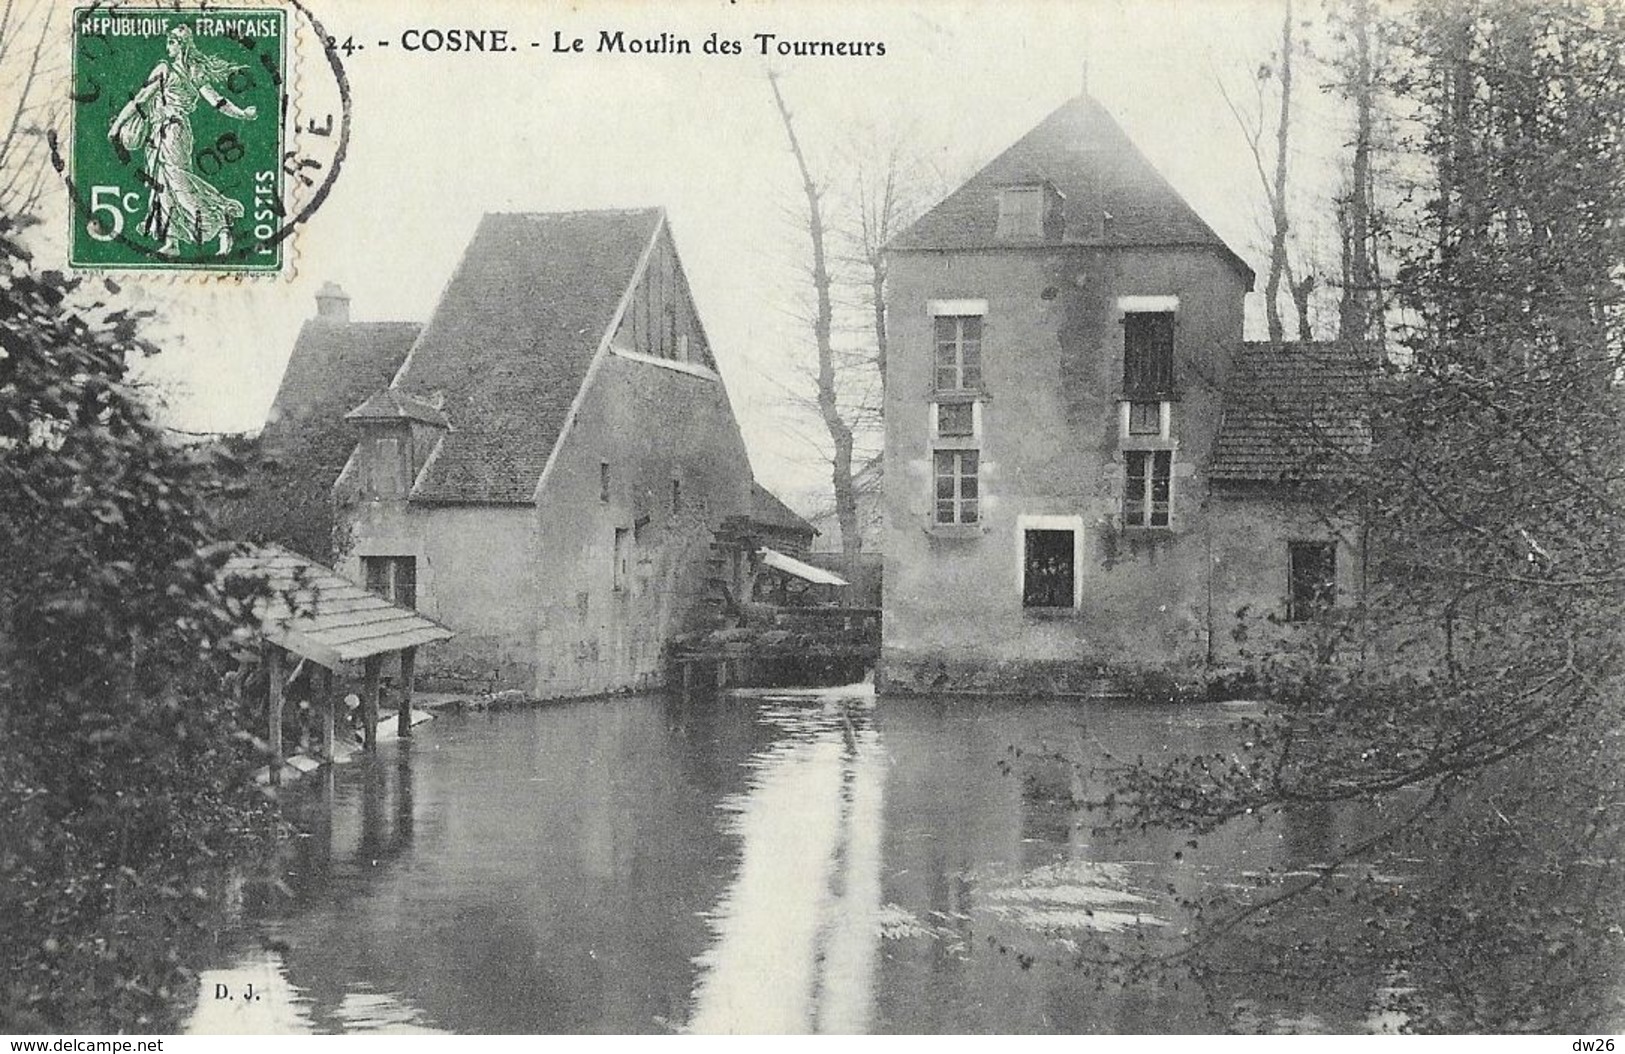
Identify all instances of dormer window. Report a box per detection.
[997,187,1043,239]
[997,183,1062,240]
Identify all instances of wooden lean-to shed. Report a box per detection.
[225,543,453,784]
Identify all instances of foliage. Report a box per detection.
[0,219,277,1032]
[206,433,349,563]
[1084,0,1625,1032]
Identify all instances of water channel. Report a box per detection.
[185,686,1412,1034]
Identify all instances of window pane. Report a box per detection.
[961,451,979,475]
[961,476,978,500]
[1124,312,1175,395]
[1129,401,1161,435]
[937,402,974,436]
[961,501,978,523]
[961,316,983,342]
[936,501,956,524]
[936,476,956,500]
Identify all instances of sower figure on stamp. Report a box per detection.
[108,25,257,256]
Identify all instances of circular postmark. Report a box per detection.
[52,0,351,275]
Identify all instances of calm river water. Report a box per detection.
[185,686,1403,1034]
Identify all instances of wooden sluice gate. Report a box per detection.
[670,606,881,690]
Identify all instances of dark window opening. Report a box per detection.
[1128,401,1162,436]
[933,449,979,525]
[599,461,611,504]
[1023,529,1075,608]
[363,555,417,608]
[671,478,682,517]
[1287,541,1337,621]
[936,402,974,437]
[1124,311,1175,397]
[613,527,631,592]
[934,315,983,391]
[1125,450,1172,528]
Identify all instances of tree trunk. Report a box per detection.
[1264,0,1295,344]
[770,72,861,558]
[1339,0,1376,344]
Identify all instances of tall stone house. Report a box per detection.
[256,208,788,698]
[881,94,1369,694]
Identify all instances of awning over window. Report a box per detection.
[224,544,454,668]
[756,547,849,587]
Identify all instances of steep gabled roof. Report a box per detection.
[751,481,816,537]
[259,319,421,482]
[393,209,664,504]
[892,94,1253,283]
[1209,342,1373,482]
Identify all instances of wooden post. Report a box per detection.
[362,655,382,753]
[398,647,417,737]
[317,665,336,761]
[266,646,284,787]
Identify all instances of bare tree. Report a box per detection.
[0,0,63,219]
[768,71,861,559]
[1264,0,1296,344]
[1216,0,1316,344]
[1337,0,1378,344]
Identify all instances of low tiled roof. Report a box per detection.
[346,386,449,428]
[224,544,453,667]
[891,94,1252,283]
[751,481,816,537]
[259,319,421,482]
[396,209,664,504]
[1209,342,1373,482]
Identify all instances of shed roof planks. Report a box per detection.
[224,544,453,667]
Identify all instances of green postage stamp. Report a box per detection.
[70,6,288,272]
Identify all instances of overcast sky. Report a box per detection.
[27,0,1353,510]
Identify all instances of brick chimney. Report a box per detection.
[315,280,350,323]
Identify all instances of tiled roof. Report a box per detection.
[259,319,421,483]
[751,481,816,536]
[1209,342,1373,482]
[395,209,663,504]
[891,94,1253,282]
[224,544,453,666]
[345,386,449,428]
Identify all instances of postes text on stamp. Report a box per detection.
[70,6,287,272]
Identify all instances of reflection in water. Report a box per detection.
[184,689,1436,1034]
[687,692,885,1033]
